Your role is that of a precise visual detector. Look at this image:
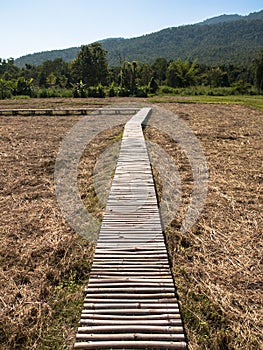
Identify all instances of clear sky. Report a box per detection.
[1,0,262,59]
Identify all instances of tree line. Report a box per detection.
[0,43,263,99]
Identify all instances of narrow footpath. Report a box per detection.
[74,108,187,349]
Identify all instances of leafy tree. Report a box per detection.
[0,79,14,99]
[108,82,116,97]
[226,64,243,85]
[70,43,108,86]
[232,80,251,94]
[91,43,109,85]
[37,58,70,87]
[119,61,139,95]
[14,77,34,96]
[119,61,131,90]
[148,77,159,93]
[206,67,229,87]
[130,61,137,94]
[138,63,153,86]
[152,58,168,84]
[254,49,263,93]
[20,64,38,83]
[0,58,20,81]
[167,59,199,87]
[46,72,57,87]
[108,66,121,84]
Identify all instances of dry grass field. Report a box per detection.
[0,98,262,349]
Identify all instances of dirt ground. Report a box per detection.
[0,98,262,349]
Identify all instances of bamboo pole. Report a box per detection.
[88,277,174,283]
[83,298,178,303]
[79,309,181,315]
[84,292,176,298]
[77,325,184,333]
[75,333,185,341]
[74,340,187,349]
[82,302,179,309]
[79,318,181,325]
[80,313,179,320]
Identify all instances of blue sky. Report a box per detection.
[1,0,262,59]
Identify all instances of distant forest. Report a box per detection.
[1,9,261,98]
[14,10,263,68]
[1,43,263,99]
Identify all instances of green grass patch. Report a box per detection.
[178,283,233,349]
[35,265,91,350]
[149,94,263,110]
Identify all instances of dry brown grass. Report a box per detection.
[0,114,97,349]
[0,98,262,349]
[78,125,124,223]
[145,103,263,349]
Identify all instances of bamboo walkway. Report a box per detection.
[74,108,187,349]
[0,108,139,116]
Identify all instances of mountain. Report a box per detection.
[14,47,80,68]
[199,10,263,25]
[199,14,243,25]
[14,10,263,68]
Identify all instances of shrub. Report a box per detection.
[0,79,14,99]
[134,87,148,97]
[117,87,130,97]
[96,83,106,98]
[36,88,72,98]
[108,83,116,97]
[87,84,106,98]
[72,80,87,98]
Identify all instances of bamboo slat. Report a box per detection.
[77,325,184,333]
[82,302,179,309]
[82,299,178,304]
[87,277,174,283]
[76,333,185,340]
[79,318,182,325]
[74,340,187,349]
[83,293,176,299]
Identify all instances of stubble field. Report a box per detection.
[0,98,262,349]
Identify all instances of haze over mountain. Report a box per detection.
[14,10,263,68]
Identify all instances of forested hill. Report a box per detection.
[199,9,263,25]
[15,10,263,68]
